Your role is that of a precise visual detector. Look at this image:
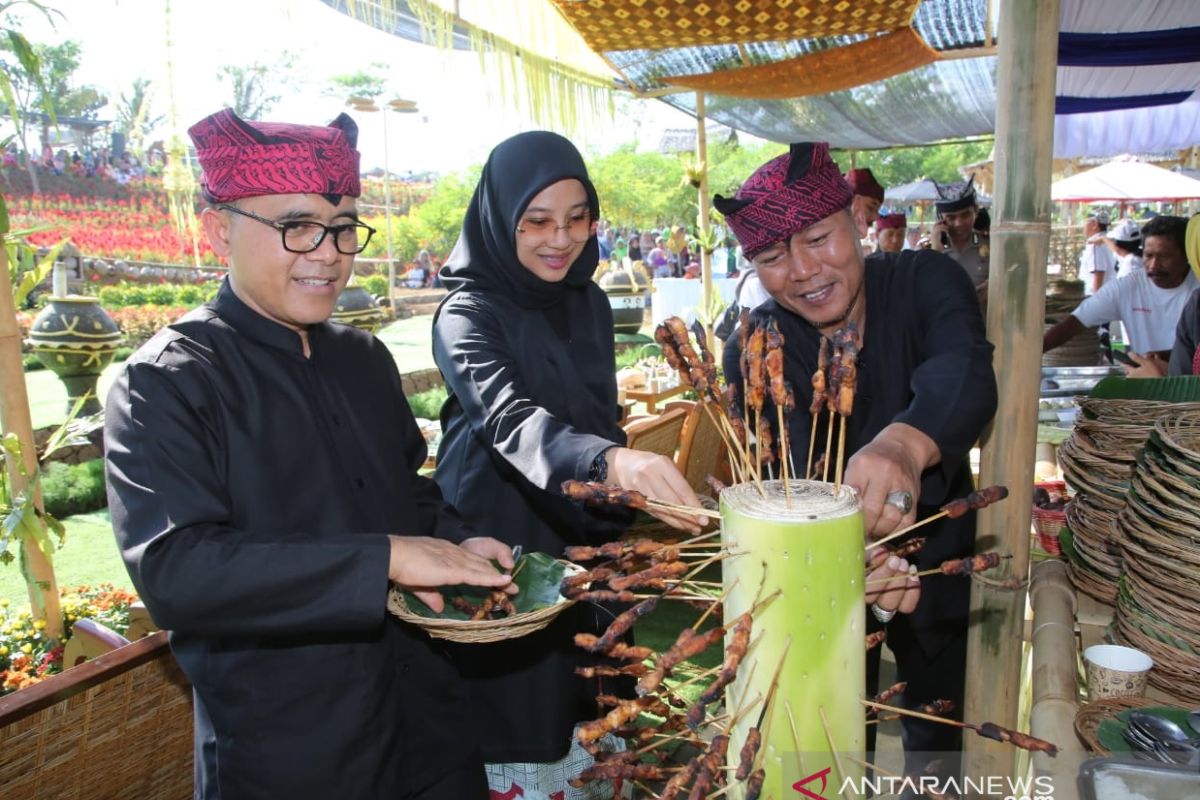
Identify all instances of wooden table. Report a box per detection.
[623,383,687,414]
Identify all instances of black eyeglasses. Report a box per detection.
[219,204,376,255]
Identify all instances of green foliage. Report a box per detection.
[406,386,447,421]
[98,282,217,309]
[114,77,164,158]
[40,460,106,519]
[361,166,480,265]
[360,273,388,298]
[326,63,389,101]
[588,143,691,229]
[401,551,570,619]
[830,139,995,189]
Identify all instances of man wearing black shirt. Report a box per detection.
[104,109,514,800]
[716,143,997,778]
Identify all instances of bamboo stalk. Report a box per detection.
[965,0,1056,778]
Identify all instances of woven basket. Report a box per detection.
[387,588,577,644]
[1074,696,1164,753]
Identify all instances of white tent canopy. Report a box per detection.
[1050,159,1200,202]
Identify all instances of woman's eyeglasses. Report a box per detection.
[515,211,594,244]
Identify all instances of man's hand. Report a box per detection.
[388,536,514,613]
[606,446,706,533]
[864,550,921,613]
[845,423,939,538]
[1122,351,1167,378]
[930,220,950,252]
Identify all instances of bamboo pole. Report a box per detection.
[964,0,1059,781]
[696,91,714,348]
[1028,560,1084,800]
[0,238,64,638]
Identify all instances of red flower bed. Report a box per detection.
[107,305,192,348]
[7,194,219,265]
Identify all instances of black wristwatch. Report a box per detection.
[588,449,609,483]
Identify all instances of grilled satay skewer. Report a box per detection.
[688,612,754,728]
[636,624,726,696]
[871,485,1010,551]
[577,598,659,653]
[864,552,1009,585]
[861,699,1058,755]
[744,325,767,483]
[607,561,690,591]
[574,663,649,679]
[764,317,791,501]
[560,480,721,520]
[832,323,860,493]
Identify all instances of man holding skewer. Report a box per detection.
[717,142,998,776]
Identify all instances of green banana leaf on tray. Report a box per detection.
[400,551,578,620]
[1096,706,1196,754]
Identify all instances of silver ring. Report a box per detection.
[871,603,897,624]
[885,490,913,515]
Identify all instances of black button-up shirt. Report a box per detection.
[105,281,480,799]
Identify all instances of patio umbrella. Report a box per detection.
[1051,159,1200,202]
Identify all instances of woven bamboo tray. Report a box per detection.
[388,590,577,643]
[1074,697,1171,753]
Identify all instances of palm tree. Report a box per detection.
[115,77,165,159]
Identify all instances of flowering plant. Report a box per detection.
[0,584,139,695]
[107,305,190,348]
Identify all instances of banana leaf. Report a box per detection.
[1097,707,1194,754]
[1089,375,1200,402]
[401,551,574,620]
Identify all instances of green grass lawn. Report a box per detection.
[0,510,133,607]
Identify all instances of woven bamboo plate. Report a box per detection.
[1075,697,1166,753]
[1115,621,1200,703]
[1116,584,1200,653]
[1068,559,1118,604]
[387,553,582,644]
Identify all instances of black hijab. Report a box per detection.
[438,131,600,310]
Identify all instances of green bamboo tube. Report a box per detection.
[721,479,865,799]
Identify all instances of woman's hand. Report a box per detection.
[606,446,706,534]
[864,549,920,614]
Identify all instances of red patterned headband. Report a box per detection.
[713,142,853,260]
[845,168,885,203]
[876,213,907,231]
[188,108,361,204]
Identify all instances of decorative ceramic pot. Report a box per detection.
[597,264,650,335]
[27,296,123,415]
[331,284,387,333]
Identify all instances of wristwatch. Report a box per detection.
[588,449,609,483]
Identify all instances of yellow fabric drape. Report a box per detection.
[666,27,937,99]
[551,0,922,52]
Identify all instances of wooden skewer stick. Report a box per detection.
[862,557,1012,587]
[822,408,835,483]
[860,699,966,730]
[777,404,791,507]
[869,511,949,551]
[634,714,730,757]
[645,498,723,521]
[691,578,738,631]
[834,414,848,496]
[784,700,807,778]
[818,706,855,800]
[806,413,819,486]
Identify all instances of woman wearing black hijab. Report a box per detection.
[432,131,704,798]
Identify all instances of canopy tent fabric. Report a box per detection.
[886,179,944,204]
[1049,159,1200,202]
[326,0,1200,159]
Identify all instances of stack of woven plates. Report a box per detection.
[1058,399,1200,603]
[1114,412,1200,702]
[1043,281,1101,367]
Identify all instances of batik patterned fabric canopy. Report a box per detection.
[324,0,1200,158]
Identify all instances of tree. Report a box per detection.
[115,77,164,159]
[325,62,389,103]
[216,57,292,120]
[831,139,994,189]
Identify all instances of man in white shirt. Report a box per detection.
[1078,214,1117,295]
[1044,216,1197,368]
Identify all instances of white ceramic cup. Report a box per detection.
[1084,644,1153,699]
